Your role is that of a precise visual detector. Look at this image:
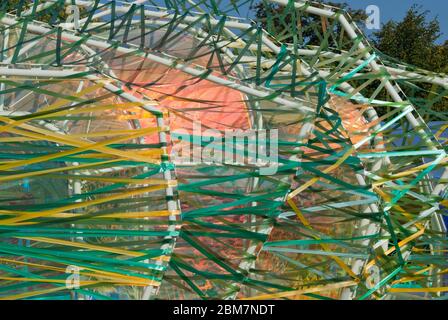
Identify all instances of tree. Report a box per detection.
[252,1,447,73]
[372,5,448,74]
[1,0,69,24]
[252,1,448,116]
[371,6,448,116]
[252,0,367,46]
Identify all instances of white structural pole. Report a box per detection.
[0,16,314,113]
[0,68,93,78]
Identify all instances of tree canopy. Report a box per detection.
[371,5,448,74]
[253,1,447,75]
[252,0,367,45]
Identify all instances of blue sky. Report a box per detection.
[140,1,448,43]
[329,0,448,44]
[215,0,448,44]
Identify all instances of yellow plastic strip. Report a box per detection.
[389,287,448,293]
[240,280,358,300]
[0,184,168,225]
[16,237,149,258]
[287,147,354,199]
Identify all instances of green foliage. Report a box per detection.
[253,1,448,116]
[252,0,367,46]
[371,5,448,74]
[1,0,69,24]
[370,5,448,117]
